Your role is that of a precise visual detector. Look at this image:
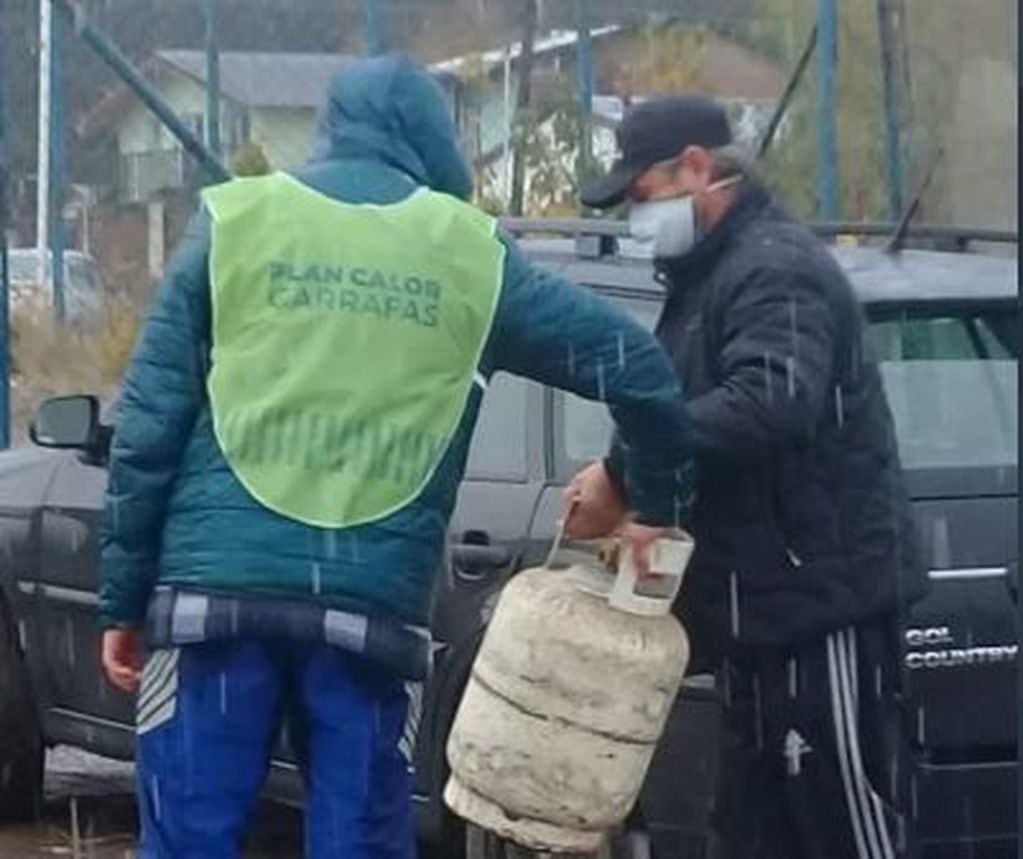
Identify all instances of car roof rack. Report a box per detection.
[500,217,1017,258]
[813,222,1018,252]
[501,217,627,259]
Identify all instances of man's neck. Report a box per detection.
[699,184,741,232]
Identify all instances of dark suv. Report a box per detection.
[0,222,1016,858]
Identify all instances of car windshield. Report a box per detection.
[561,297,1019,473]
[562,298,659,464]
[868,306,1018,470]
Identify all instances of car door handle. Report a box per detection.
[450,543,513,580]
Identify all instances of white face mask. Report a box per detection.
[628,175,742,258]
[628,195,697,258]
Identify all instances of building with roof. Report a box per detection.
[80,50,356,202]
[79,26,785,209]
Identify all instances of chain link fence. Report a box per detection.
[2,0,1017,442]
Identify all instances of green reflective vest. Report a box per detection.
[202,172,505,528]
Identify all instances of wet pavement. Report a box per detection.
[0,747,304,858]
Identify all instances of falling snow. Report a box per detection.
[151,775,162,821]
[752,674,764,751]
[932,516,951,569]
[788,297,799,358]
[729,573,741,638]
[763,352,774,401]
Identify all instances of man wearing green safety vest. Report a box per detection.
[99,56,694,859]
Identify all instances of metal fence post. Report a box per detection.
[50,0,66,323]
[877,0,905,218]
[815,0,840,219]
[54,0,230,183]
[0,0,11,448]
[36,0,52,290]
[575,0,593,189]
[364,0,385,55]
[204,0,221,158]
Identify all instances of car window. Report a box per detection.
[559,295,662,469]
[559,296,1018,475]
[868,307,1018,470]
[466,372,529,480]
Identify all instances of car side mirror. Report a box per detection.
[30,395,101,450]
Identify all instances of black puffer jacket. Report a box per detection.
[612,182,925,665]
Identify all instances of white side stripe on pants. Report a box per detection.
[827,631,896,859]
[398,682,424,765]
[137,648,180,736]
[839,630,895,859]
[827,633,874,859]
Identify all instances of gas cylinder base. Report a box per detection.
[445,775,604,855]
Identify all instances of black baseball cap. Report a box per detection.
[581,95,733,209]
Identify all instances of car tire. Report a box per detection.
[464,824,647,859]
[0,598,43,823]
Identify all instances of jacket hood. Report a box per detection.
[313,56,473,201]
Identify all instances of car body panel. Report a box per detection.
[0,233,1016,857]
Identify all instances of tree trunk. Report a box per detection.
[508,0,537,216]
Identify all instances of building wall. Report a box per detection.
[116,70,209,156]
[248,107,317,169]
[116,67,250,164]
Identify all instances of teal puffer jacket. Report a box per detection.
[99,56,693,630]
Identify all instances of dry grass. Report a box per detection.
[11,298,142,443]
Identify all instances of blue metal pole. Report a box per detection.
[55,0,230,183]
[815,0,840,219]
[204,0,221,158]
[576,0,593,187]
[364,0,385,55]
[877,0,904,218]
[50,0,66,323]
[0,2,11,448]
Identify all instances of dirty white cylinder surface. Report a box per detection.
[445,566,689,853]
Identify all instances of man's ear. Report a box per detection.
[679,145,715,184]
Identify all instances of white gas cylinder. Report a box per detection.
[444,533,694,854]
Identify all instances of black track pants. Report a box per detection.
[711,618,916,859]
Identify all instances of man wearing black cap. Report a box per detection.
[565,96,923,859]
